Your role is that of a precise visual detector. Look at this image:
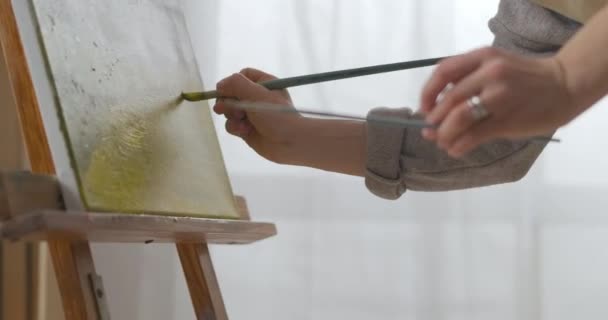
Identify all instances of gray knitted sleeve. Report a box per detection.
[364,0,580,200]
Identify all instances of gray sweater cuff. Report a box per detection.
[364,106,548,200]
[364,107,411,200]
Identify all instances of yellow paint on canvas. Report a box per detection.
[33,0,240,218]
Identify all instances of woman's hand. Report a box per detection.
[213,68,367,176]
[213,68,301,162]
[419,47,582,158]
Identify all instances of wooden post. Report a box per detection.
[175,198,252,320]
[177,243,228,320]
[174,197,252,320]
[47,242,100,320]
[0,5,32,319]
[0,1,105,319]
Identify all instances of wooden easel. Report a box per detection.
[0,1,277,319]
[0,171,276,320]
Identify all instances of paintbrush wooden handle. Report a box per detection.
[224,101,561,143]
[182,56,449,101]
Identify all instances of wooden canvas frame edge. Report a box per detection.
[8,0,84,211]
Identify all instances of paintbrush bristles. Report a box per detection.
[181,91,218,102]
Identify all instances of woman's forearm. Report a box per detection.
[276,117,367,177]
[556,5,608,111]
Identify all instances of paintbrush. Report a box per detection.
[179,55,559,143]
[181,56,448,101]
[224,101,561,144]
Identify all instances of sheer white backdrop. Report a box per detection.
[92,1,608,319]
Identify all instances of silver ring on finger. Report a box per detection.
[467,95,490,121]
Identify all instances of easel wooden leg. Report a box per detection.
[48,240,109,320]
[177,243,228,320]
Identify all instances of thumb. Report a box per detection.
[240,67,278,82]
[216,73,273,101]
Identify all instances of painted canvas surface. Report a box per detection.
[31,0,239,218]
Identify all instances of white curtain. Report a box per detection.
[93,1,608,319]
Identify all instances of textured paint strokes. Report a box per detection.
[31,0,239,218]
[84,101,173,211]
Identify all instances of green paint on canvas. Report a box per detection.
[32,0,240,219]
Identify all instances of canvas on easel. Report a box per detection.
[22,0,240,218]
[1,1,278,319]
